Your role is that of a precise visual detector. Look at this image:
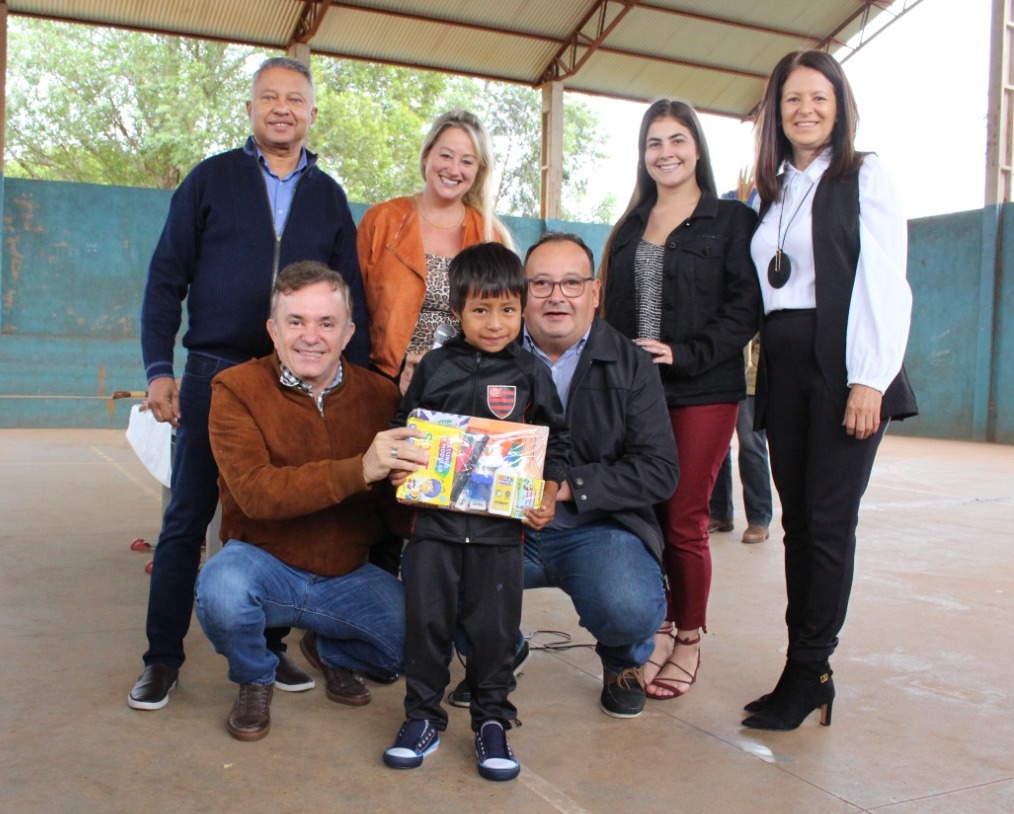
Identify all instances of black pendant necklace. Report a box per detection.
[767,250,791,289]
[768,179,815,289]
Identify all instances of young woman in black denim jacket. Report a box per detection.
[600,99,760,701]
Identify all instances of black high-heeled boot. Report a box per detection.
[743,656,833,713]
[741,659,834,730]
[743,659,793,713]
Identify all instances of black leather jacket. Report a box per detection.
[393,335,569,545]
[603,192,760,406]
[549,318,679,563]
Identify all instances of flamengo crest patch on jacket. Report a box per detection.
[487,385,516,419]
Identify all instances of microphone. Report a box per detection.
[431,324,456,349]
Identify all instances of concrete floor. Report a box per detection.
[1,429,1012,813]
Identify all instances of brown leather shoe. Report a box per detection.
[300,630,372,706]
[299,630,325,672]
[324,666,372,706]
[742,524,770,544]
[708,518,734,533]
[227,684,273,741]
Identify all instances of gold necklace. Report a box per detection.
[417,198,466,231]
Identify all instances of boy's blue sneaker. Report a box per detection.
[383,719,440,769]
[475,720,520,781]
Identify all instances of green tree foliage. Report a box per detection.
[442,79,613,221]
[6,19,252,188]
[5,18,614,221]
[310,61,447,203]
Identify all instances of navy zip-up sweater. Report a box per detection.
[141,137,369,381]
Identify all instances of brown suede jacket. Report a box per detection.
[209,354,403,576]
[356,196,504,378]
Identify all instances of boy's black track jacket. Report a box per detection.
[392,335,570,545]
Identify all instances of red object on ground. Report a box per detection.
[144,560,154,574]
[130,538,152,551]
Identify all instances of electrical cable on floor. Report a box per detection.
[524,629,596,651]
[454,628,595,669]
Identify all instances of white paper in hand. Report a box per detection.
[125,403,172,488]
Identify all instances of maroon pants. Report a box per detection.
[659,403,738,630]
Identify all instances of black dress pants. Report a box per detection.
[763,311,886,662]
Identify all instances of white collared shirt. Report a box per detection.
[751,152,912,393]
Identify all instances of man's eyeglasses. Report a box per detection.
[528,276,595,298]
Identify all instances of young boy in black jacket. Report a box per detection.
[383,242,569,782]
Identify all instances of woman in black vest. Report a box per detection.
[600,100,760,701]
[745,50,917,730]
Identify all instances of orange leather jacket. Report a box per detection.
[356,196,504,377]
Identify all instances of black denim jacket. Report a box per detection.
[603,192,761,407]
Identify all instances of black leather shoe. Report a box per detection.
[448,679,471,708]
[513,641,531,675]
[448,641,531,708]
[361,668,401,685]
[273,650,315,692]
[127,664,179,710]
[299,630,372,706]
[227,684,273,741]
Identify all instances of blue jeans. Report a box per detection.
[195,541,405,685]
[144,353,233,668]
[709,395,773,526]
[524,523,666,674]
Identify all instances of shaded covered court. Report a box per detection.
[1,429,1010,813]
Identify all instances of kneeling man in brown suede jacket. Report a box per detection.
[195,261,425,741]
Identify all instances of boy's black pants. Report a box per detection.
[401,538,522,731]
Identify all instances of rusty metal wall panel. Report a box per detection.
[341,0,591,38]
[313,5,557,83]
[9,0,296,47]
[6,0,899,114]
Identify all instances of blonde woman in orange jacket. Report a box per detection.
[357,110,512,391]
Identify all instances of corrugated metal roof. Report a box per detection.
[7,0,911,118]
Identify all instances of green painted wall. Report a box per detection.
[1,177,1010,443]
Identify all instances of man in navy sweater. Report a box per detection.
[129,56,370,711]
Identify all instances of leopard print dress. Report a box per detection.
[406,254,460,355]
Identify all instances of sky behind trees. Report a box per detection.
[5,0,992,223]
[584,0,993,221]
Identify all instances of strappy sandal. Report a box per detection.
[645,633,701,701]
[640,623,676,688]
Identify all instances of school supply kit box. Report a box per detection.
[395,409,548,519]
